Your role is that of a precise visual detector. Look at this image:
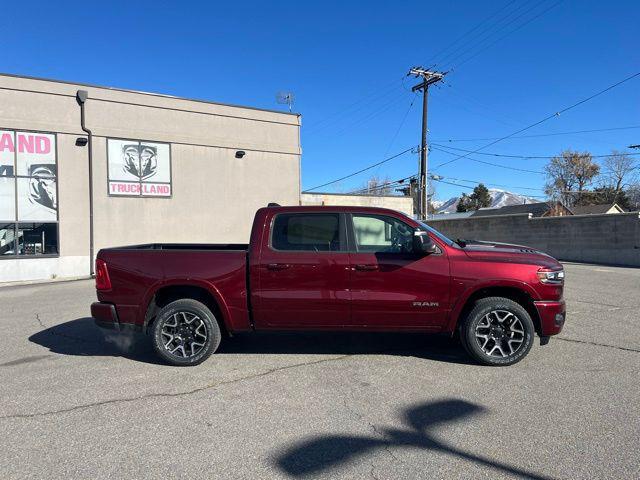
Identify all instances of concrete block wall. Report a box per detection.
[428,212,640,267]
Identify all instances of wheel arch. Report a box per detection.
[449,283,542,335]
[143,281,230,336]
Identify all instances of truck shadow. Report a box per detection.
[28,317,164,365]
[274,398,553,479]
[28,319,472,365]
[219,331,474,365]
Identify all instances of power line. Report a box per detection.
[383,93,418,156]
[432,71,640,170]
[432,174,545,191]
[431,177,546,198]
[305,77,404,132]
[303,146,416,192]
[431,145,545,174]
[431,143,640,159]
[427,0,520,66]
[326,91,413,139]
[306,87,407,136]
[445,0,564,71]
[438,0,545,65]
[432,125,640,143]
[349,174,417,195]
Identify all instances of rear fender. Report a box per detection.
[142,279,232,333]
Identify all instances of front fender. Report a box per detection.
[446,278,541,332]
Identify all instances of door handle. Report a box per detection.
[267,263,291,271]
[354,264,378,271]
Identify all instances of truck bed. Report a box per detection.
[105,243,249,251]
[96,245,251,331]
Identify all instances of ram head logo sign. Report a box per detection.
[28,165,57,212]
[122,144,158,180]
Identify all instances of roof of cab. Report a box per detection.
[260,204,414,217]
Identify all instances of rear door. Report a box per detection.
[347,213,450,329]
[252,212,351,328]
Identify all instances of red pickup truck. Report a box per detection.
[91,205,565,367]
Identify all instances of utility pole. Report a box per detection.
[408,67,445,220]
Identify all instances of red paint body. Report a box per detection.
[92,206,565,338]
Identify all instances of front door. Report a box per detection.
[253,212,351,328]
[348,213,450,329]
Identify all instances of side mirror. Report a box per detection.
[413,231,438,255]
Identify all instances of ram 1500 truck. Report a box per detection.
[91,205,566,366]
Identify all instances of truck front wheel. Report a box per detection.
[151,299,221,366]
[460,297,535,366]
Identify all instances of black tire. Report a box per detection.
[460,297,535,366]
[151,299,221,366]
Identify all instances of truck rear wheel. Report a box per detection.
[151,299,221,366]
[460,297,534,366]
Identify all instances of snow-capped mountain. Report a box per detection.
[434,189,539,214]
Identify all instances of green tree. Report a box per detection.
[456,184,492,212]
[469,183,491,209]
[456,193,471,212]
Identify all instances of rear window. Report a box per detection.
[271,213,341,251]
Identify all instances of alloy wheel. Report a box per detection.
[474,309,525,358]
[160,311,208,358]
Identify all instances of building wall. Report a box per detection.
[0,74,300,283]
[428,212,640,266]
[300,193,414,217]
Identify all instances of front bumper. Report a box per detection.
[534,299,566,336]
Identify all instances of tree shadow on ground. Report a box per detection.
[275,398,553,480]
[28,317,163,365]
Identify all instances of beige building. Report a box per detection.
[0,74,301,283]
[300,192,413,216]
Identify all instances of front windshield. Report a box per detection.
[416,221,457,247]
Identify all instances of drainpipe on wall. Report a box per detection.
[76,90,94,276]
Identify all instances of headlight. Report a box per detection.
[537,268,564,284]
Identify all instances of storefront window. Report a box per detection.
[0,224,16,256]
[17,223,59,255]
[0,129,59,258]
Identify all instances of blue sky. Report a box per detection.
[3,0,639,201]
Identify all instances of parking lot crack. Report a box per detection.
[0,354,352,420]
[35,313,47,329]
[556,336,640,353]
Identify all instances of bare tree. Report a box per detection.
[627,182,640,211]
[603,150,637,194]
[359,175,394,196]
[544,150,599,206]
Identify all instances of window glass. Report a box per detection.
[272,214,341,251]
[0,130,15,177]
[353,215,414,253]
[17,177,57,221]
[17,223,58,255]
[0,224,16,256]
[0,177,15,220]
[16,132,56,177]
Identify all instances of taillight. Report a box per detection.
[95,259,112,291]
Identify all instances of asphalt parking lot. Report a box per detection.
[1,263,639,479]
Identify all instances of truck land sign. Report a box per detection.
[107,139,171,197]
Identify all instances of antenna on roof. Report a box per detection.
[276,92,295,112]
